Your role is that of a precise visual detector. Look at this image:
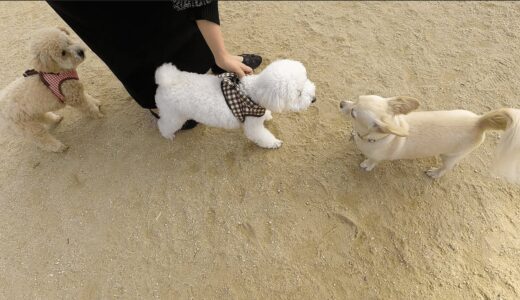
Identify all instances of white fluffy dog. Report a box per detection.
[0,27,102,152]
[340,95,520,183]
[154,59,316,148]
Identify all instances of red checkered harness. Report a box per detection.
[23,69,79,103]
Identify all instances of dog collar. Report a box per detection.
[23,69,79,103]
[218,72,266,122]
[350,130,390,143]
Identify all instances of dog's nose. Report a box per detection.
[311,97,317,103]
[77,49,85,58]
[340,101,346,108]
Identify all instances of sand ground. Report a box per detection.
[0,1,519,299]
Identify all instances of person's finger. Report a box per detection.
[235,66,245,78]
[241,63,253,74]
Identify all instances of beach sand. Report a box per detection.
[0,1,519,299]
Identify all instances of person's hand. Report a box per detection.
[215,53,253,78]
[195,20,252,77]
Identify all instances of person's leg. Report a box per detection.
[47,1,215,110]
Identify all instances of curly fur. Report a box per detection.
[155,59,316,148]
[0,27,102,152]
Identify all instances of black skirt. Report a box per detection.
[47,1,217,109]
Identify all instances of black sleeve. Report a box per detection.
[187,1,220,25]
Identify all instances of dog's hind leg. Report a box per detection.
[426,153,467,179]
[243,117,282,149]
[157,115,187,140]
[15,120,68,152]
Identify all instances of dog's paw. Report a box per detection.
[44,113,63,129]
[425,167,444,179]
[264,110,273,121]
[41,141,69,153]
[89,105,104,118]
[86,97,103,118]
[260,139,283,149]
[90,97,101,106]
[360,159,377,171]
[55,114,64,124]
[48,113,63,124]
[55,143,70,153]
[271,139,283,149]
[161,132,176,141]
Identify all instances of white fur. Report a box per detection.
[155,59,316,148]
[340,95,520,184]
[492,110,520,182]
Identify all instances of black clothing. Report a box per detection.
[172,0,215,11]
[47,1,220,109]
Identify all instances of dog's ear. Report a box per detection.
[374,116,409,137]
[57,26,70,36]
[387,96,419,115]
[30,48,54,72]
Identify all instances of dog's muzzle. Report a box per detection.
[339,100,346,108]
[311,97,317,103]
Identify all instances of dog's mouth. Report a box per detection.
[339,102,352,115]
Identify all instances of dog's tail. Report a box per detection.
[155,63,180,86]
[478,108,520,183]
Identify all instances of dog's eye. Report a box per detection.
[61,50,66,56]
[298,90,302,97]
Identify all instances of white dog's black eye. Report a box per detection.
[61,50,66,56]
[298,90,302,97]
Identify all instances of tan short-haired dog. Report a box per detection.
[0,27,102,152]
[340,95,520,183]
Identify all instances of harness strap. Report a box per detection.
[23,69,39,77]
[150,109,160,119]
[350,130,390,143]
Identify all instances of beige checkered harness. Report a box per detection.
[219,73,265,123]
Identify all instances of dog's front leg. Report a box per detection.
[243,116,282,149]
[264,110,273,121]
[81,92,103,118]
[360,158,379,171]
[62,81,103,118]
[39,112,63,129]
[67,93,103,118]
